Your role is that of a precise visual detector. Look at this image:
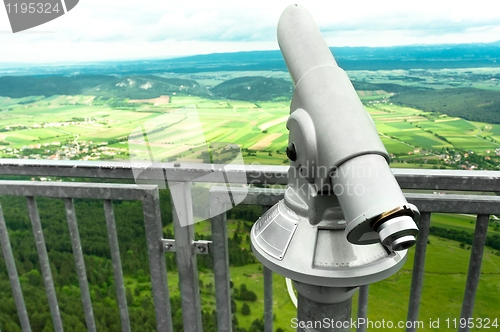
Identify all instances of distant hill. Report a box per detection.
[351,81,422,93]
[171,42,500,72]
[210,76,293,101]
[0,74,295,101]
[391,87,500,124]
[2,41,500,76]
[83,75,208,99]
[0,75,208,99]
[0,75,114,98]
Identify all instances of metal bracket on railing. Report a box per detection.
[161,239,212,255]
[192,240,212,255]
[162,239,176,253]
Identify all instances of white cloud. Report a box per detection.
[1,0,500,62]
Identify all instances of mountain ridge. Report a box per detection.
[1,41,500,76]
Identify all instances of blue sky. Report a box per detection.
[1,0,500,63]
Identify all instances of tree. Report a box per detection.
[249,319,265,332]
[126,287,134,305]
[26,269,42,287]
[236,284,257,301]
[141,297,151,310]
[241,303,251,316]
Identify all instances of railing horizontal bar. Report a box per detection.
[0,204,31,332]
[103,200,131,332]
[2,182,498,215]
[0,181,157,201]
[405,193,500,214]
[26,196,64,332]
[1,159,499,191]
[210,188,500,214]
[210,187,285,206]
[64,198,96,332]
[394,168,500,192]
[459,214,490,332]
[0,159,289,185]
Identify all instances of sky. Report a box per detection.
[1,0,500,63]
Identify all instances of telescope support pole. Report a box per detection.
[294,282,355,332]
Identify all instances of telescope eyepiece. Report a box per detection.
[376,216,418,251]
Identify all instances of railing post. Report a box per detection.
[64,198,96,332]
[0,204,31,332]
[142,188,174,332]
[103,200,131,332]
[210,192,232,332]
[406,212,431,332]
[459,214,489,332]
[263,266,273,332]
[170,182,203,332]
[262,206,273,332]
[357,285,369,332]
[26,196,64,332]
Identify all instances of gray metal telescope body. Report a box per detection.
[250,6,421,330]
[251,1,420,296]
[279,4,419,250]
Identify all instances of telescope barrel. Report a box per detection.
[278,4,338,85]
[278,4,389,185]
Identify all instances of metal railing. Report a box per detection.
[0,159,499,332]
[0,181,172,332]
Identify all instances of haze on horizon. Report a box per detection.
[1,0,500,64]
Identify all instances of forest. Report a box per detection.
[391,87,500,124]
[0,185,266,331]
[0,75,208,100]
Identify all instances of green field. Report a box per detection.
[349,67,500,92]
[431,213,500,236]
[1,93,499,167]
[368,234,500,332]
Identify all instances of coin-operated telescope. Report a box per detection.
[250,4,420,331]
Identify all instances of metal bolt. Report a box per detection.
[164,244,172,250]
[197,246,206,253]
